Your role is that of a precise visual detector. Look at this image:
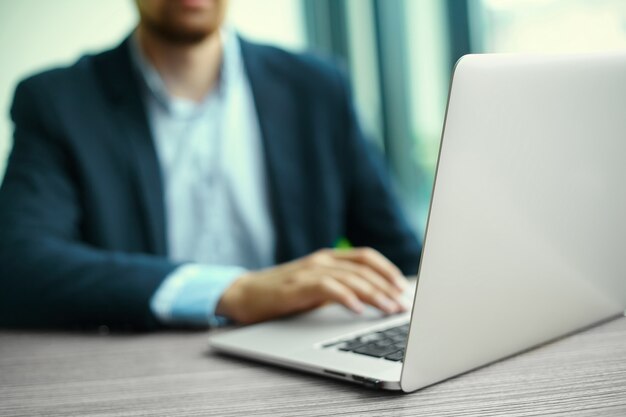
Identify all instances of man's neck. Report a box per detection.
[136,25,223,102]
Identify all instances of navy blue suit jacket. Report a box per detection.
[0,37,421,330]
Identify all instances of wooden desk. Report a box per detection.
[1,317,625,416]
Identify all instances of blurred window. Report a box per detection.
[304,0,453,236]
[228,0,307,50]
[303,0,626,236]
[471,0,626,53]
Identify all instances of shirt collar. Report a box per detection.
[129,27,242,114]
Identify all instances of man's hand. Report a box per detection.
[215,248,409,324]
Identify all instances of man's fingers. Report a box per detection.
[331,271,404,314]
[305,275,365,314]
[324,260,402,299]
[331,247,407,290]
[312,265,404,313]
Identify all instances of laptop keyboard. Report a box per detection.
[324,323,409,362]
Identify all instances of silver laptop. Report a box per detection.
[209,52,626,392]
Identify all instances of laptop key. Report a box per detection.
[353,343,400,358]
[383,328,402,336]
[392,342,406,351]
[361,332,385,343]
[374,338,395,347]
[339,339,367,351]
[385,350,405,362]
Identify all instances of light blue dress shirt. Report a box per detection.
[130,29,275,327]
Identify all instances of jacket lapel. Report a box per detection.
[239,38,307,263]
[92,38,168,256]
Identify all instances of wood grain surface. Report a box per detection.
[1,317,625,416]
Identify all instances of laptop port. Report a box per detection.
[323,369,346,378]
[352,375,382,389]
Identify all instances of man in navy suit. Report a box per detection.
[0,0,420,330]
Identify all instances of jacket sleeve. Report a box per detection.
[0,79,178,330]
[337,72,422,276]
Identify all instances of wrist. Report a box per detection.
[215,272,249,322]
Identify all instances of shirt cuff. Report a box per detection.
[150,263,246,327]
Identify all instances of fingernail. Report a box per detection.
[348,298,365,314]
[395,276,408,290]
[397,299,409,312]
[375,295,398,314]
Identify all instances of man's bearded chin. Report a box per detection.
[141,16,217,45]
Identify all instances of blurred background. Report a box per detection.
[1,0,625,236]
